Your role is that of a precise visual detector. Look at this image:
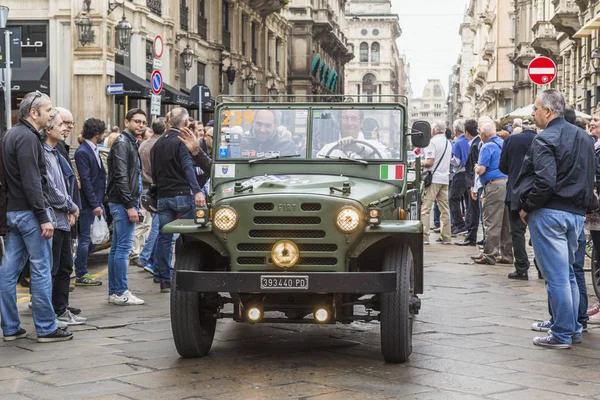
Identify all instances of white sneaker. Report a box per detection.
[57,310,87,326]
[55,319,68,330]
[108,294,116,304]
[112,290,145,306]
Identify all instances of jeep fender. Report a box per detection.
[162,220,228,256]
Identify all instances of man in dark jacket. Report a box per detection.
[499,121,536,280]
[449,119,470,235]
[151,108,206,292]
[105,108,146,306]
[455,119,480,246]
[73,118,106,286]
[0,91,73,342]
[513,89,595,349]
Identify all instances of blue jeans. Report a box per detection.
[0,211,57,336]
[108,203,136,295]
[155,195,194,284]
[433,201,440,227]
[139,212,159,265]
[74,206,96,278]
[528,208,584,344]
[548,229,589,330]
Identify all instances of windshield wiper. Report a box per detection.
[248,154,302,164]
[322,155,368,165]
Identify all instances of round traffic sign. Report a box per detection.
[153,35,164,59]
[528,56,557,85]
[151,70,163,95]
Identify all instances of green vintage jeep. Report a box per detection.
[164,99,431,363]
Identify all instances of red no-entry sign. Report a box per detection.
[528,57,557,85]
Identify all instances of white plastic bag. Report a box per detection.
[90,215,110,245]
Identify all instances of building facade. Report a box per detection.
[0,0,291,148]
[410,79,448,127]
[343,0,408,104]
[283,0,353,101]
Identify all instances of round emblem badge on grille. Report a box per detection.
[271,240,300,268]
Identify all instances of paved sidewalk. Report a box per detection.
[1,244,600,400]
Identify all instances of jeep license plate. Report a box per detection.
[260,275,309,290]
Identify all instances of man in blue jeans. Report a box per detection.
[105,108,147,305]
[74,118,106,286]
[0,91,72,342]
[151,108,205,292]
[513,89,595,348]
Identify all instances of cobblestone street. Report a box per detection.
[2,244,600,400]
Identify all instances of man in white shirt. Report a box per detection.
[421,121,452,244]
[317,110,389,159]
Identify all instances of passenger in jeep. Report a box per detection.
[239,110,297,156]
[317,109,389,159]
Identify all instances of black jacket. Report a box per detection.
[56,141,81,209]
[512,118,595,215]
[106,131,142,209]
[0,130,7,234]
[499,130,536,204]
[2,119,50,225]
[465,136,481,187]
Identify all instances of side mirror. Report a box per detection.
[410,121,431,148]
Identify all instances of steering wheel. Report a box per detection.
[325,139,384,159]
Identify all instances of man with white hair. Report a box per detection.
[473,122,513,266]
[512,118,523,134]
[449,119,470,235]
[420,121,452,244]
[513,89,595,348]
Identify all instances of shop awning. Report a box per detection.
[574,13,600,38]
[162,83,192,107]
[115,65,151,98]
[7,60,49,93]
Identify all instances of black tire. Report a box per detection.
[592,247,600,300]
[170,242,217,358]
[380,244,414,363]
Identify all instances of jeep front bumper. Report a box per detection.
[175,271,397,293]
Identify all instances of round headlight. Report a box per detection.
[196,209,206,218]
[213,207,238,231]
[271,240,300,268]
[336,207,361,232]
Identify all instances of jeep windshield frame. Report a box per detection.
[213,103,406,163]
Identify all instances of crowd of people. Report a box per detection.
[419,89,600,348]
[0,91,211,342]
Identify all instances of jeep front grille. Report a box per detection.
[254,203,274,211]
[237,257,266,265]
[301,203,322,211]
[297,257,337,266]
[253,216,321,225]
[249,230,326,239]
[238,243,338,252]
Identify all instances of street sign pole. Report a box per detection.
[198,85,202,125]
[4,28,11,130]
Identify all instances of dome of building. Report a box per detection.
[421,79,446,100]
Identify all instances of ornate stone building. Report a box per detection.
[283,0,354,100]
[410,79,448,127]
[343,0,408,104]
[0,0,291,147]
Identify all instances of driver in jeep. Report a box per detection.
[317,109,389,159]
[240,110,297,156]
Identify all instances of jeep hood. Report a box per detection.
[213,174,402,207]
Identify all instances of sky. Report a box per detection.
[390,0,468,98]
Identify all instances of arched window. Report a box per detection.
[371,42,380,63]
[359,42,369,62]
[362,73,377,102]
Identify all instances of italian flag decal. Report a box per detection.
[380,164,404,180]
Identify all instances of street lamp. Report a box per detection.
[75,1,95,46]
[0,6,9,28]
[181,44,194,71]
[245,71,256,91]
[592,47,600,70]
[268,77,278,100]
[106,0,132,50]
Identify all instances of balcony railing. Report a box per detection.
[198,17,207,40]
[180,4,189,31]
[222,29,231,51]
[532,21,558,58]
[147,0,162,16]
[551,0,581,36]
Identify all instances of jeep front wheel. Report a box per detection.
[171,242,217,358]
[380,244,414,363]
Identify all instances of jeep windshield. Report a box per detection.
[215,106,404,161]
